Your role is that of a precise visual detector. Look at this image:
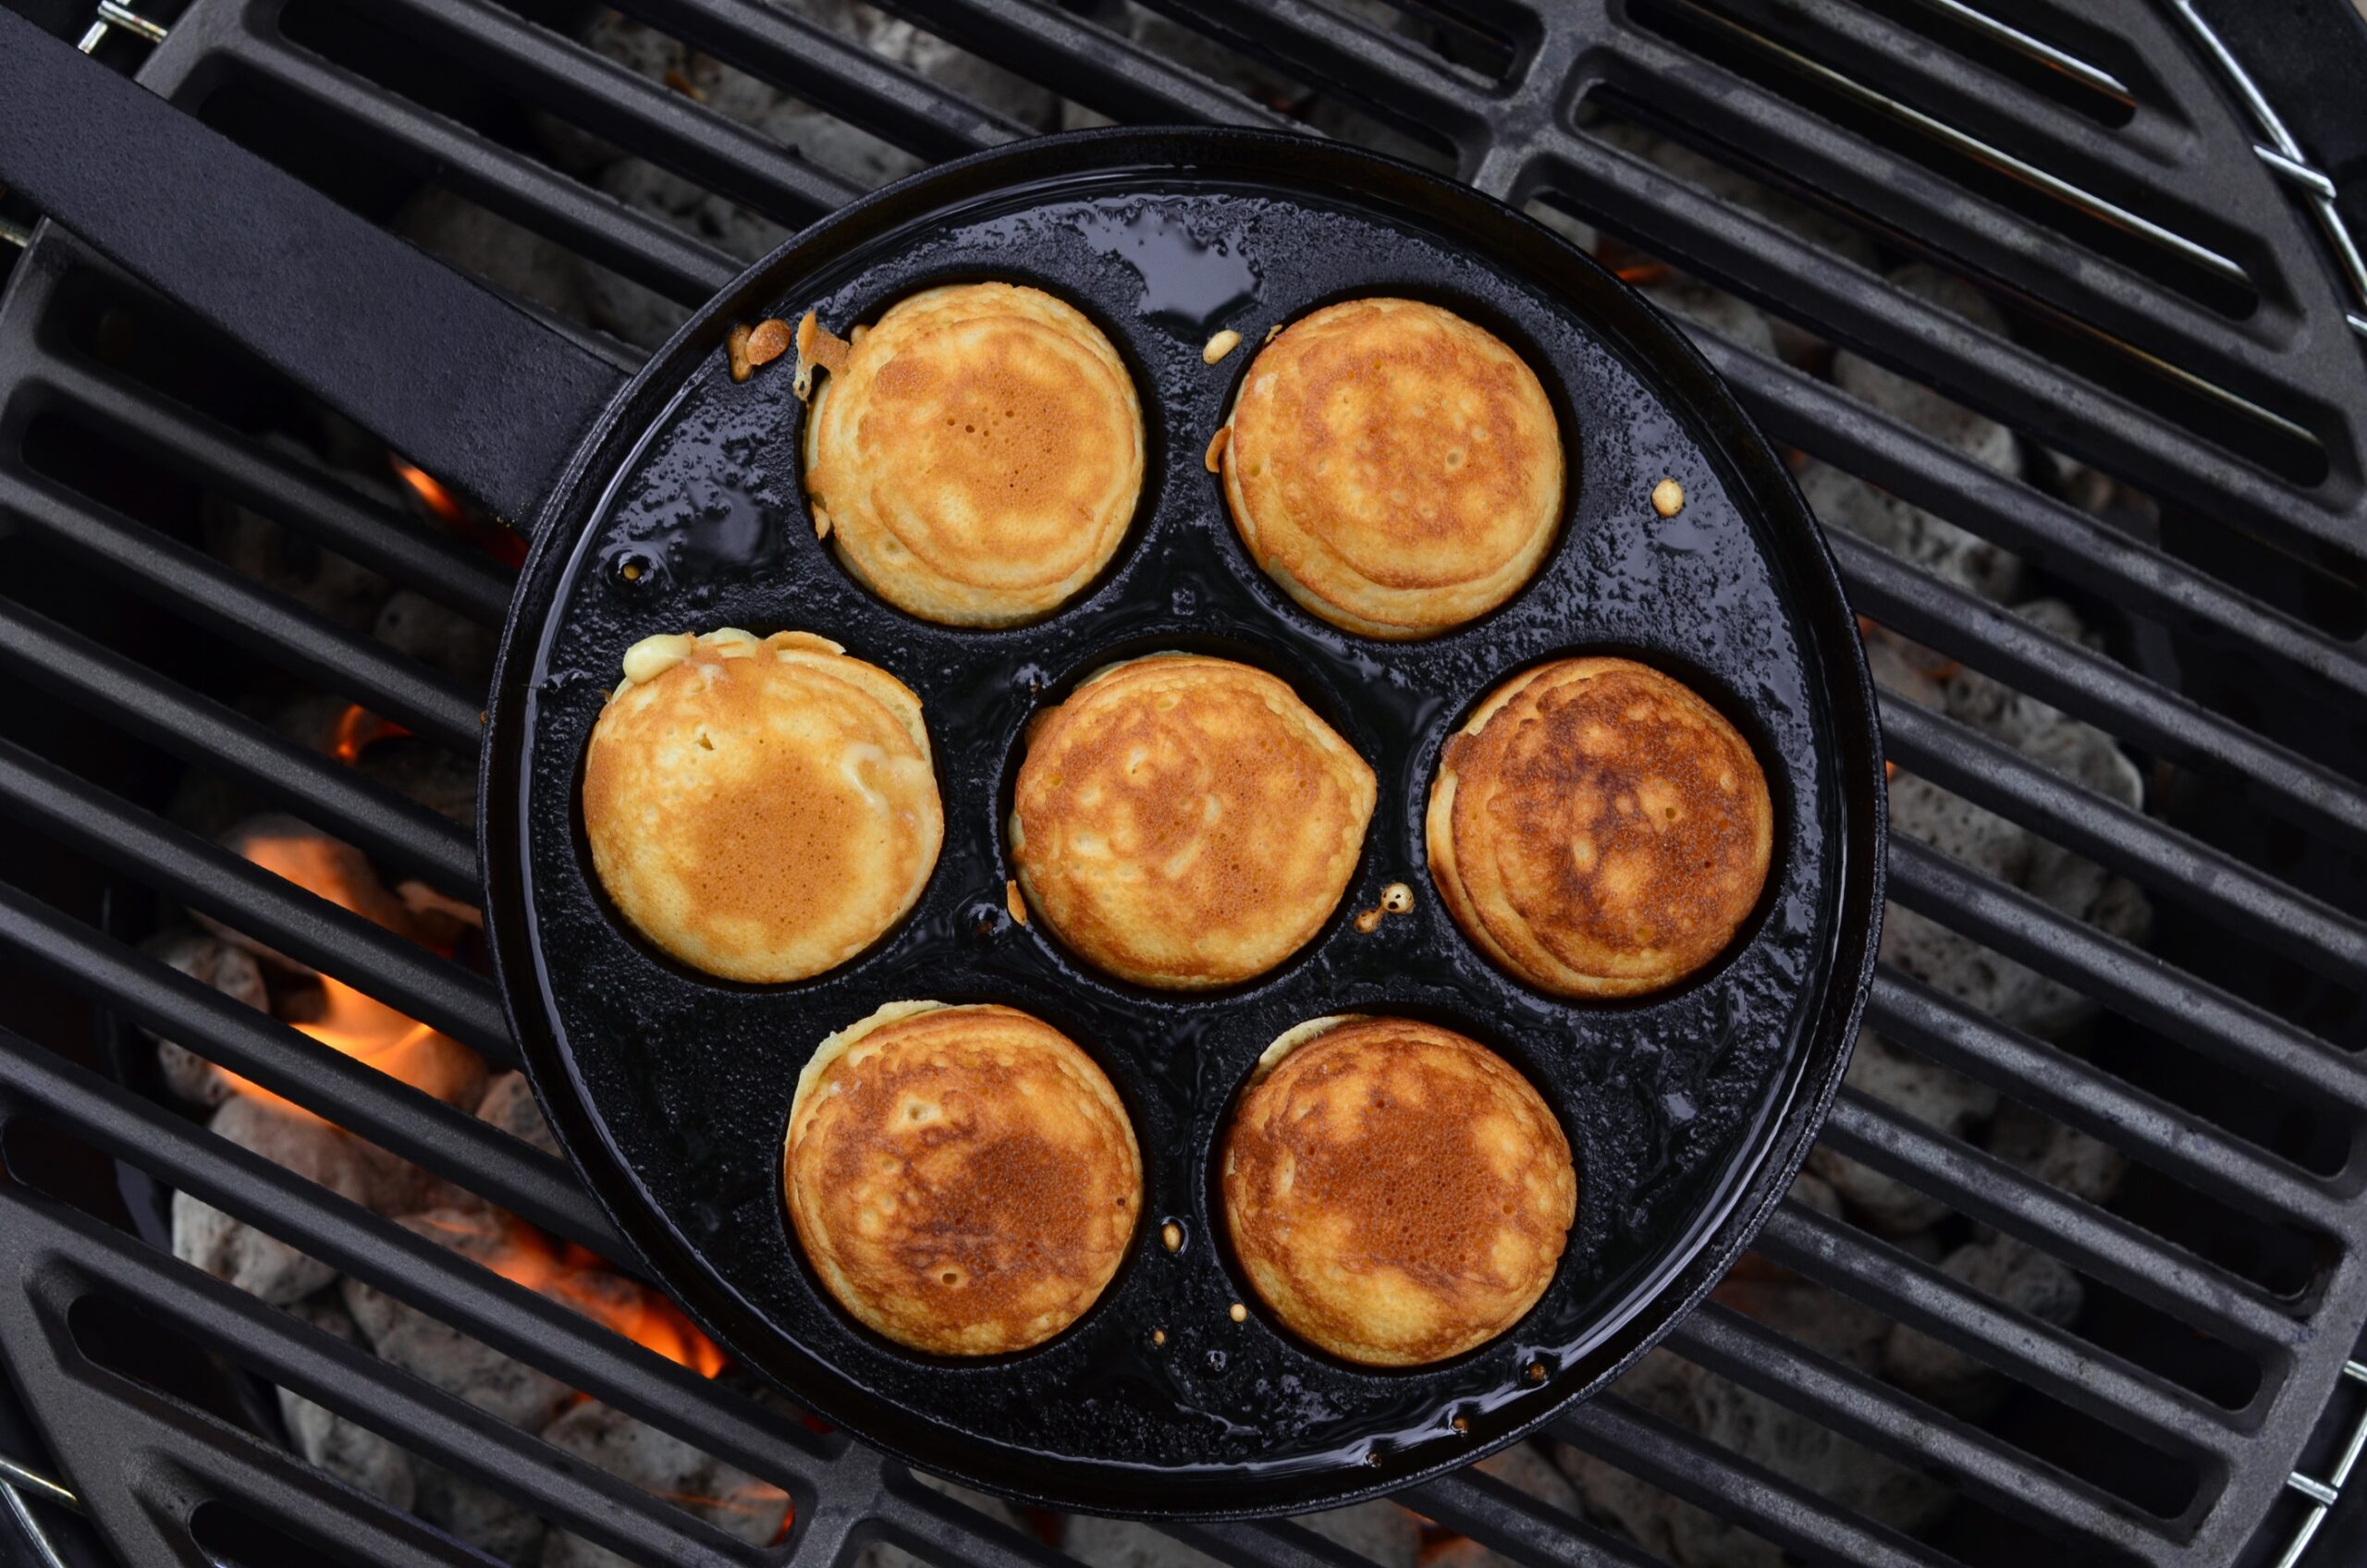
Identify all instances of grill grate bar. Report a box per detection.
[0,470,484,752]
[1864,972,2343,1231]
[1828,529,2367,857]
[1129,0,1492,139]
[0,598,478,895]
[1395,1466,1666,1568]
[232,31,740,301]
[1693,337,2367,704]
[0,737,509,1061]
[1611,5,2248,289]
[1883,837,2367,1112]
[350,0,869,225]
[1557,1395,1952,1568]
[1527,118,2357,560]
[31,350,514,627]
[877,0,1294,132]
[1685,0,2148,175]
[1753,1200,2235,1458]
[1669,1301,2183,1552]
[1880,696,2367,989]
[1821,1092,2304,1350]
[0,1037,834,1488]
[0,1194,762,1566]
[0,895,632,1249]
[615,0,1028,160]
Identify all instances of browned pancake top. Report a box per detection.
[784,1004,1140,1356]
[1221,1016,1575,1366]
[1429,657,1772,997]
[1221,297,1563,638]
[1010,655,1375,988]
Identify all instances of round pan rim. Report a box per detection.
[480,125,1886,1519]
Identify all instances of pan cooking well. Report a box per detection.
[483,132,1883,1516]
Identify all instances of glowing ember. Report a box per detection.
[1613,260,1673,287]
[417,1211,729,1378]
[390,456,464,522]
[331,704,410,766]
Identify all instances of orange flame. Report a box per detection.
[390,457,464,522]
[418,1212,730,1378]
[331,704,411,766]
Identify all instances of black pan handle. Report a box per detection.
[0,8,627,530]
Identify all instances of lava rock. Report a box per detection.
[1834,264,2019,477]
[478,1072,565,1160]
[1882,1233,2084,1417]
[1797,459,2024,605]
[536,1399,790,1566]
[173,1096,400,1305]
[341,1209,573,1431]
[141,928,270,1107]
[276,1292,417,1511]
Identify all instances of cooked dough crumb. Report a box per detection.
[1380,881,1414,914]
[1152,1328,1167,1346]
[1204,425,1231,474]
[793,310,852,401]
[1005,878,1027,925]
[1229,1302,1247,1323]
[1651,477,1685,517]
[1161,1220,1184,1253]
[813,502,831,541]
[746,318,791,368]
[1354,907,1383,934]
[1202,328,1243,364]
[726,324,754,384]
[1452,1415,1470,1433]
[1264,323,1282,343]
[1527,1359,1549,1381]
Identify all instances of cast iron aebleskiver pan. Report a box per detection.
[0,24,1881,1519]
[485,131,1884,1515]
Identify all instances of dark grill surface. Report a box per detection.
[0,0,2363,1565]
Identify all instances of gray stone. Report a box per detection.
[414,1463,545,1565]
[1806,1030,1993,1236]
[1986,1099,2127,1208]
[141,929,269,1107]
[275,1293,416,1511]
[1561,1283,1944,1566]
[1834,264,2019,477]
[1797,459,2024,604]
[341,1210,573,1431]
[479,1072,565,1160]
[1645,280,1779,361]
[1883,1234,2083,1416]
[174,1096,395,1305]
[536,1399,790,1566]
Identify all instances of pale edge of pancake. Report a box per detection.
[1251,1013,1357,1083]
[1425,660,1553,982]
[786,998,947,1144]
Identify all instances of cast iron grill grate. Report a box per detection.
[0,0,2363,1565]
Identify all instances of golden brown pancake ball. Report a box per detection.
[1428,656,1772,998]
[784,1001,1141,1355]
[803,283,1145,626]
[1010,655,1376,989]
[581,629,941,984]
[1221,1015,1575,1366]
[1220,297,1564,639]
